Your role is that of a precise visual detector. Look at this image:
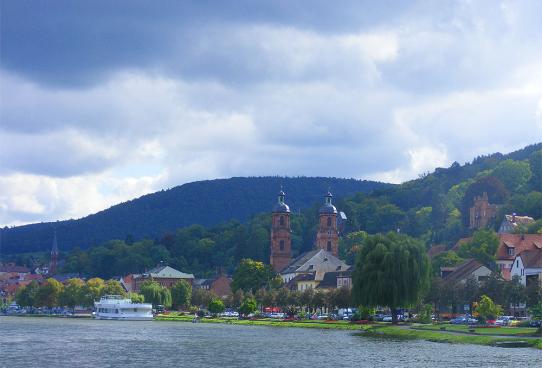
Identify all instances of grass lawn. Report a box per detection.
[360,324,542,350]
[155,314,542,349]
[415,323,538,336]
[155,313,363,330]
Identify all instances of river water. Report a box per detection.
[1,316,541,368]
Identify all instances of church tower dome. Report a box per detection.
[315,191,339,256]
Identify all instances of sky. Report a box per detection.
[1,0,542,227]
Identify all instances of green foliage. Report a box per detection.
[5,145,542,281]
[492,159,532,192]
[4,177,386,254]
[15,280,39,307]
[231,259,273,293]
[128,292,145,303]
[530,301,542,321]
[505,191,542,220]
[171,280,192,310]
[238,296,257,316]
[475,295,503,324]
[527,219,542,234]
[59,278,85,308]
[528,149,542,190]
[102,279,126,297]
[192,288,215,308]
[339,231,367,265]
[208,298,225,315]
[418,304,433,324]
[431,251,463,275]
[352,232,431,323]
[81,278,105,306]
[457,229,499,267]
[505,275,526,314]
[36,278,64,308]
[140,281,171,308]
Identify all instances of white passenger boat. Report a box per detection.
[94,295,153,320]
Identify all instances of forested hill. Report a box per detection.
[2,177,390,254]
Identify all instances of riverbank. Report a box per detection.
[156,314,363,330]
[1,313,92,318]
[359,324,542,350]
[156,314,542,349]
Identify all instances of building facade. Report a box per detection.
[132,265,194,292]
[469,192,498,229]
[315,192,339,257]
[270,190,292,272]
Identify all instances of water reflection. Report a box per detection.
[1,317,541,368]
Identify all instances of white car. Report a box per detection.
[495,316,514,326]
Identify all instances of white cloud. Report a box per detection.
[2,1,542,225]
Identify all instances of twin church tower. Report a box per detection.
[270,190,340,272]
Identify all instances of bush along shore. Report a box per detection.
[156,313,542,349]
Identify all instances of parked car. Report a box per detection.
[529,320,542,327]
[450,316,468,324]
[495,316,510,326]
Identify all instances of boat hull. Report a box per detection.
[94,315,153,321]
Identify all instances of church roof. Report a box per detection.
[272,202,290,213]
[280,249,349,275]
[142,265,194,279]
[319,203,337,214]
[319,191,337,214]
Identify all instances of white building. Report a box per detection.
[510,250,542,286]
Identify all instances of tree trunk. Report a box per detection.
[391,307,398,324]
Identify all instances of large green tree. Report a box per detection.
[171,280,192,310]
[36,278,64,308]
[15,280,39,308]
[208,298,225,315]
[139,281,172,308]
[231,259,273,293]
[352,232,431,324]
[102,280,126,297]
[59,278,85,309]
[457,229,499,268]
[81,278,105,306]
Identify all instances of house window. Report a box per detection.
[327,241,332,251]
[508,248,515,256]
[327,217,332,227]
[279,240,285,251]
[280,216,285,226]
[516,260,519,268]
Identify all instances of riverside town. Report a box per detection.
[2,1,542,367]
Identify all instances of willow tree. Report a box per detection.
[352,232,430,324]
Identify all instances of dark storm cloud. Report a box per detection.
[1,0,409,87]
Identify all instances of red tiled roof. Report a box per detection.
[518,249,542,268]
[0,264,30,273]
[497,234,542,261]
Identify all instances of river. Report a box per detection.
[1,316,541,367]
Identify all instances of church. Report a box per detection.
[269,190,351,289]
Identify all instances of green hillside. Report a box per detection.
[1,176,389,254]
[3,143,541,279]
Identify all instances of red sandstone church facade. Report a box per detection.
[270,190,340,272]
